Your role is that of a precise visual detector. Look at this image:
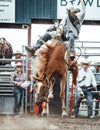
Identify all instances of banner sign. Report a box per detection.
[0,0,15,23]
[57,0,100,20]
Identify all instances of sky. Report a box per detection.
[0,24,100,64]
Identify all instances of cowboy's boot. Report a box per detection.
[25,46,36,56]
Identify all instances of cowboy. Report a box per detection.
[0,37,13,65]
[72,59,97,118]
[59,0,86,60]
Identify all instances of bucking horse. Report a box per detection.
[31,38,78,117]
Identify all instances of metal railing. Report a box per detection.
[69,40,100,116]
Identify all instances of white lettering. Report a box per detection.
[60,0,100,7]
[61,0,68,6]
[58,0,100,21]
[0,0,15,23]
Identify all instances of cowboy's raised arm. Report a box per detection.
[77,0,86,24]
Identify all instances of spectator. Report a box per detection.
[10,62,25,117]
[0,37,13,65]
[14,51,23,64]
[72,59,97,118]
[94,62,100,116]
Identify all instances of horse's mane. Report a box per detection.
[32,39,59,80]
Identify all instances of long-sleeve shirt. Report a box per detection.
[59,1,86,38]
[77,68,97,87]
[10,71,26,87]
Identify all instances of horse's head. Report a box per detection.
[34,79,49,106]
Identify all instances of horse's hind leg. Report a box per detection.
[60,73,67,117]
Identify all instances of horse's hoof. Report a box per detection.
[61,114,68,118]
[61,111,68,118]
[41,113,47,117]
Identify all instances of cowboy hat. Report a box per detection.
[80,59,91,67]
[14,51,23,56]
[68,7,80,13]
[95,62,100,66]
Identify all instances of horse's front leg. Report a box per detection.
[60,73,67,117]
[41,101,49,116]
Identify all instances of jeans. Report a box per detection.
[63,30,75,51]
[74,87,93,117]
[68,33,75,51]
[13,87,24,115]
[34,33,52,49]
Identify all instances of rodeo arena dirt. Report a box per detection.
[0,114,100,130]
